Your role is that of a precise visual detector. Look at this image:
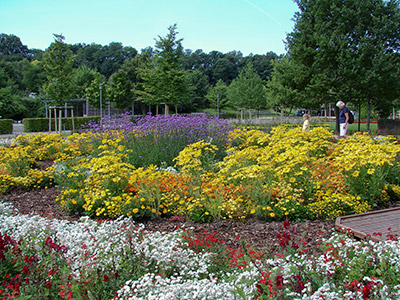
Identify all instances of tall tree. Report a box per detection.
[182,69,209,112]
[22,59,46,95]
[212,51,243,85]
[242,51,279,81]
[85,74,107,109]
[286,0,400,130]
[0,34,31,61]
[140,24,190,114]
[72,65,100,99]
[267,56,308,120]
[206,79,228,112]
[227,63,267,119]
[43,34,76,105]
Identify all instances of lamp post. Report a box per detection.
[217,93,220,117]
[99,83,103,127]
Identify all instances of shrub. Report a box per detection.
[23,116,100,132]
[0,119,13,134]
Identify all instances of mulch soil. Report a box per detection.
[0,186,336,255]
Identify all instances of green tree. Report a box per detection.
[182,69,209,112]
[108,68,135,109]
[0,88,24,119]
[72,66,100,99]
[206,79,228,111]
[0,34,31,62]
[242,51,279,81]
[43,34,76,105]
[140,24,190,114]
[85,74,107,109]
[227,64,267,119]
[212,51,242,85]
[73,42,137,79]
[267,56,309,120]
[286,0,400,130]
[22,59,46,94]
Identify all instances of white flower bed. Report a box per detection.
[1,201,400,299]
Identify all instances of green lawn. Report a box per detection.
[327,121,378,133]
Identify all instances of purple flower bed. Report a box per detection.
[81,113,233,167]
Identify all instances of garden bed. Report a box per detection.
[0,187,335,255]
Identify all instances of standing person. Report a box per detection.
[302,114,310,132]
[336,101,350,137]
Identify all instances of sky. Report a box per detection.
[0,0,299,56]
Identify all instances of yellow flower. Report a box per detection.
[269,212,275,217]
[367,168,375,175]
[352,170,360,177]
[132,208,139,214]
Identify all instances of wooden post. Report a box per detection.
[59,109,62,133]
[54,108,57,132]
[49,108,52,132]
[71,108,75,132]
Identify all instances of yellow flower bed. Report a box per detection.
[1,127,399,222]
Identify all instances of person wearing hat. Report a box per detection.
[336,100,350,137]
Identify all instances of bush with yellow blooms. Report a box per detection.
[0,122,399,222]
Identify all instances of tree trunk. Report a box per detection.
[358,103,361,132]
[156,105,159,115]
[165,103,169,115]
[280,105,284,123]
[175,104,178,114]
[287,106,293,117]
[249,107,252,120]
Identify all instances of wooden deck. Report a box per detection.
[335,207,400,242]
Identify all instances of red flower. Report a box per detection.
[46,281,52,290]
[275,275,284,287]
[283,218,290,229]
[48,269,55,276]
[103,274,108,282]
[22,265,30,275]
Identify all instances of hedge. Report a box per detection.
[23,116,100,133]
[0,119,13,134]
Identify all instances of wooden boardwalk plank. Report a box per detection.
[335,208,400,242]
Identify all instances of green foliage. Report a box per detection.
[108,68,136,109]
[267,56,307,110]
[72,65,100,99]
[43,34,76,105]
[73,42,138,79]
[22,59,46,94]
[85,75,107,108]
[139,24,190,112]
[0,34,32,62]
[182,69,210,111]
[0,88,26,119]
[227,63,267,112]
[0,119,12,134]
[206,79,228,109]
[286,0,400,120]
[23,116,100,132]
[22,118,50,132]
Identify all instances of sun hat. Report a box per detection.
[336,100,345,108]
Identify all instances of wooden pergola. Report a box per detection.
[48,105,75,133]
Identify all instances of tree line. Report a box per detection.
[0,27,278,119]
[1,0,400,129]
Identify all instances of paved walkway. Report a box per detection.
[0,124,71,139]
[336,207,400,242]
